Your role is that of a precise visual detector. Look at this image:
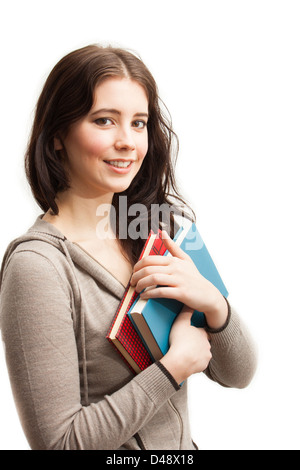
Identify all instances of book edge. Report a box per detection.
[107,336,141,374]
[107,232,157,339]
[128,311,163,361]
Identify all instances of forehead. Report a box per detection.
[92,77,149,112]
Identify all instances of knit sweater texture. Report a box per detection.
[0,216,257,450]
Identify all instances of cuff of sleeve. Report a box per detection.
[205,296,232,334]
[156,361,181,391]
[207,305,242,349]
[134,362,179,405]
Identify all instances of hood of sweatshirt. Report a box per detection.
[0,215,126,299]
[0,215,127,406]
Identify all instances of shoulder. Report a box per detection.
[4,237,65,270]
[1,238,73,299]
[1,217,67,281]
[11,238,65,261]
[2,244,66,290]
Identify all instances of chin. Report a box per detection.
[113,184,132,194]
[110,177,138,194]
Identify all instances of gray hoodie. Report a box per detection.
[0,216,257,450]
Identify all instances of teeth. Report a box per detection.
[106,160,131,168]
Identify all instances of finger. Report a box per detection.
[135,273,175,294]
[176,304,194,321]
[162,230,189,260]
[133,255,170,273]
[140,286,181,300]
[131,265,170,286]
[180,304,195,317]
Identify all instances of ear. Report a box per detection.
[54,136,63,151]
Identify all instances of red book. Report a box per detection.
[106,230,166,374]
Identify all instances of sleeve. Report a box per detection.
[0,251,178,450]
[204,300,258,389]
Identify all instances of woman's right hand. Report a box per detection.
[160,305,212,385]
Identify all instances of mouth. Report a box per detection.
[103,159,135,174]
[104,160,133,168]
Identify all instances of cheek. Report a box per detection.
[86,140,108,158]
[75,134,110,161]
[64,122,109,158]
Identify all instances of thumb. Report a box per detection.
[175,305,194,323]
[162,230,189,260]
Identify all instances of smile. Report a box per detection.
[104,160,132,168]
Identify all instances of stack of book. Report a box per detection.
[106,222,228,374]
[106,229,167,374]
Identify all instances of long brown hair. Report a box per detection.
[25,44,194,264]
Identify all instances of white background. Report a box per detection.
[0,0,299,450]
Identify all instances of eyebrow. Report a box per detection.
[90,108,149,118]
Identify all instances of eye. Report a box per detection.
[132,120,147,129]
[94,118,113,126]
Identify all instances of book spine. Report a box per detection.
[106,281,132,338]
[106,337,136,374]
[106,229,168,374]
[106,231,155,338]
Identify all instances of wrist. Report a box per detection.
[159,348,191,385]
[204,294,229,330]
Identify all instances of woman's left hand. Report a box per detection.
[130,231,229,329]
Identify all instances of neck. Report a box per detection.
[43,189,116,242]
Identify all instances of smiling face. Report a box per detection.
[55,77,149,199]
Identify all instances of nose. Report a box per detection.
[114,126,136,151]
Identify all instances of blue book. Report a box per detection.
[128,223,228,361]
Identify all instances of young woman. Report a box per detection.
[0,45,257,450]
